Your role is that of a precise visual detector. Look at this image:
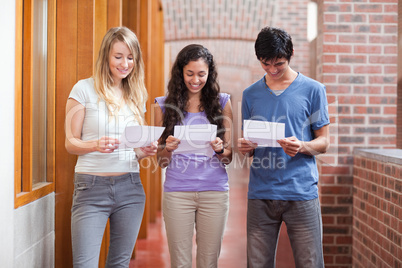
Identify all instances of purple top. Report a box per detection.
[155,93,230,192]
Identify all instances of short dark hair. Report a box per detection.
[254,27,293,63]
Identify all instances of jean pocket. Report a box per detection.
[130,173,142,186]
[73,174,95,193]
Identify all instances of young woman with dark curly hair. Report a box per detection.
[154,44,233,268]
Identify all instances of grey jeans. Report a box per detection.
[71,172,145,268]
[247,198,324,268]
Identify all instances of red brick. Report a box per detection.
[370,0,396,3]
[354,24,382,34]
[369,55,397,64]
[369,116,396,125]
[339,34,367,43]
[323,44,352,53]
[354,65,382,74]
[323,64,351,73]
[323,235,334,244]
[369,136,396,145]
[324,34,337,43]
[384,127,396,135]
[384,25,398,34]
[354,85,382,94]
[369,96,396,105]
[324,14,337,23]
[353,106,380,114]
[338,126,351,134]
[323,75,337,83]
[384,4,398,12]
[335,255,353,264]
[318,155,336,165]
[338,96,366,104]
[321,185,352,194]
[369,75,397,84]
[339,14,367,23]
[369,14,398,24]
[324,3,352,13]
[384,86,397,94]
[339,54,367,64]
[339,75,366,84]
[320,175,336,184]
[384,65,397,73]
[369,35,398,44]
[353,127,381,134]
[323,54,337,63]
[355,4,383,13]
[322,166,351,175]
[323,255,334,264]
[339,116,365,124]
[354,45,382,54]
[384,106,397,114]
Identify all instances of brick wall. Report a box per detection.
[353,149,401,268]
[162,0,310,150]
[316,0,398,267]
[398,0,402,149]
[162,1,399,267]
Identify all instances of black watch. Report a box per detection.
[215,148,224,155]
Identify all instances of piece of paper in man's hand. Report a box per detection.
[173,124,217,158]
[119,125,165,148]
[243,119,285,147]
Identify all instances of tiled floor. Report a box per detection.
[129,166,295,268]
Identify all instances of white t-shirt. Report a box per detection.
[68,78,140,173]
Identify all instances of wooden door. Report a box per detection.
[55,1,121,267]
[55,0,164,266]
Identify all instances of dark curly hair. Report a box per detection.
[160,44,224,145]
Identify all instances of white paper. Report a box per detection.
[119,125,165,148]
[173,124,217,157]
[243,119,285,147]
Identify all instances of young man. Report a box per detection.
[238,27,330,268]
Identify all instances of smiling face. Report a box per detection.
[183,59,209,96]
[109,41,134,85]
[260,57,290,81]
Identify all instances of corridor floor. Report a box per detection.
[129,166,295,268]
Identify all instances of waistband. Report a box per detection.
[74,172,140,184]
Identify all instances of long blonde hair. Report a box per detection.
[94,26,147,124]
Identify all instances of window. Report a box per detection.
[15,0,55,208]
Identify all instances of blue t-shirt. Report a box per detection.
[242,73,330,201]
[155,93,230,192]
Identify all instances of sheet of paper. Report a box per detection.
[119,125,165,148]
[173,124,217,157]
[243,119,285,147]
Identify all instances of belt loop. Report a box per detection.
[91,175,96,186]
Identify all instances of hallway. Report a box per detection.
[129,165,295,268]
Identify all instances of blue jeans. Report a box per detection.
[71,173,145,268]
[247,198,324,268]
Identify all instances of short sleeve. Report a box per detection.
[219,93,230,109]
[154,96,167,114]
[241,90,251,130]
[68,79,91,106]
[310,85,330,130]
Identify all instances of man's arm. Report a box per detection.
[277,124,330,157]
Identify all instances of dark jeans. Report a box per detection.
[247,198,324,268]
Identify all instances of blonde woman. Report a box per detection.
[65,27,157,267]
